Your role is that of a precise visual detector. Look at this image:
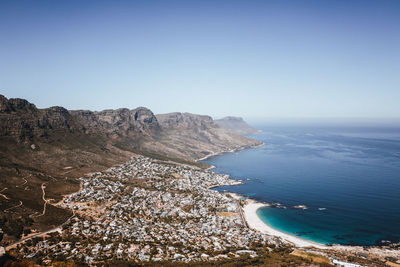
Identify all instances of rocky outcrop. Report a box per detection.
[70,107,160,138]
[157,112,215,130]
[0,95,37,112]
[216,116,259,135]
[0,95,161,144]
[0,96,77,141]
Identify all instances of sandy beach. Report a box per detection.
[243,200,328,249]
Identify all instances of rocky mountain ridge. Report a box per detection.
[70,107,160,139]
[0,95,160,143]
[0,95,75,140]
[216,116,260,135]
[0,95,261,161]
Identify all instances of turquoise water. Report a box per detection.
[203,126,400,246]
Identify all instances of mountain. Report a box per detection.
[70,107,160,138]
[0,95,77,140]
[0,94,261,242]
[154,112,262,160]
[215,116,260,135]
[0,95,260,160]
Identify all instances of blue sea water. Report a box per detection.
[203,125,400,246]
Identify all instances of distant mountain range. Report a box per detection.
[0,94,261,242]
[215,116,260,135]
[0,95,260,161]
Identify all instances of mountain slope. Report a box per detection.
[0,96,136,244]
[215,116,260,135]
[154,112,262,160]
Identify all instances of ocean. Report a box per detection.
[203,125,400,246]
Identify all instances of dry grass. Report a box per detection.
[291,249,332,265]
[0,135,134,245]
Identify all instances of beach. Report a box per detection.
[243,199,328,249]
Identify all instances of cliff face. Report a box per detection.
[0,95,160,144]
[0,95,77,141]
[70,107,160,138]
[156,112,215,130]
[215,116,259,135]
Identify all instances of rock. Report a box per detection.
[157,112,214,130]
[0,96,74,141]
[71,107,160,138]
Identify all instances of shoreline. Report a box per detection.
[241,200,400,260]
[208,180,243,189]
[242,199,329,249]
[206,146,400,261]
[200,141,330,249]
[196,142,265,162]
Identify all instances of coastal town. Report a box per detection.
[3,155,400,266]
[6,155,281,264]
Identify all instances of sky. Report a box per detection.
[0,0,399,119]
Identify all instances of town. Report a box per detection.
[10,155,280,265]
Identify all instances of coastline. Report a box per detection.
[241,199,400,260]
[205,142,400,264]
[207,180,243,189]
[242,199,328,249]
[197,142,265,162]
[200,142,330,249]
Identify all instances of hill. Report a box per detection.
[215,116,260,135]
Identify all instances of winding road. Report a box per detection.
[0,187,10,200]
[33,183,48,217]
[4,200,23,212]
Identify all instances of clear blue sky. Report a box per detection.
[0,0,399,119]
